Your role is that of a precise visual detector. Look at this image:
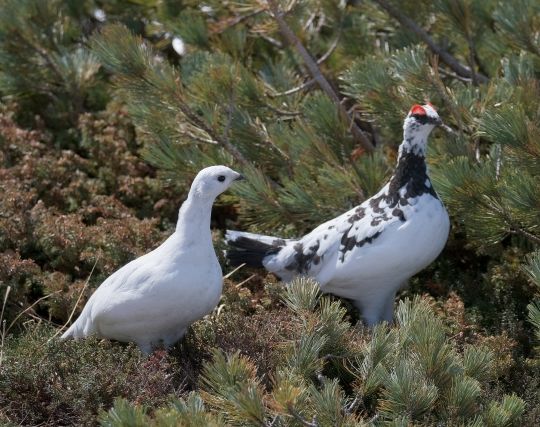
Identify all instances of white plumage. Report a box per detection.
[62,165,244,353]
[226,104,450,325]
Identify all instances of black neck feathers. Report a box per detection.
[384,149,437,207]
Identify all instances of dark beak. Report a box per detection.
[234,174,245,181]
[429,116,443,126]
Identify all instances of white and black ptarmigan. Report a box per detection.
[62,166,244,353]
[226,104,449,325]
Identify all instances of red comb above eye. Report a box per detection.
[410,104,427,116]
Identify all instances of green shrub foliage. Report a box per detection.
[98,280,526,426]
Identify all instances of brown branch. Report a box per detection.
[178,130,219,145]
[438,67,472,83]
[373,0,489,84]
[488,203,540,246]
[211,8,265,34]
[266,0,374,153]
[510,227,540,246]
[286,406,318,427]
[267,78,316,97]
[264,103,301,116]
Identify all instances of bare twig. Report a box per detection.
[438,67,472,83]
[50,255,100,340]
[223,91,236,146]
[316,28,341,65]
[264,103,301,116]
[13,307,61,327]
[235,274,257,288]
[260,34,284,48]
[373,0,489,84]
[178,130,219,145]
[0,286,11,367]
[266,0,374,153]
[344,396,360,415]
[5,291,62,335]
[223,263,246,279]
[211,8,265,34]
[510,227,540,245]
[494,144,502,180]
[287,406,318,427]
[267,78,316,97]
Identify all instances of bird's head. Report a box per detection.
[401,103,442,155]
[190,165,244,199]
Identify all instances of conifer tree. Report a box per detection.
[88,0,540,247]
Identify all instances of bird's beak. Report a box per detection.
[234,174,245,181]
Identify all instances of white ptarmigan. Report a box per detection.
[226,104,449,325]
[61,166,244,353]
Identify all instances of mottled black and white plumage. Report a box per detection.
[226,104,449,325]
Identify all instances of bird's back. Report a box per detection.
[263,183,449,290]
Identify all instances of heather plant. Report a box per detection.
[0,107,172,325]
[0,325,177,426]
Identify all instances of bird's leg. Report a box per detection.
[138,342,153,355]
[355,288,397,326]
[381,290,396,323]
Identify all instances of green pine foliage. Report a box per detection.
[0,0,103,129]
[97,280,526,426]
[1,0,539,425]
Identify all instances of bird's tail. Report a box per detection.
[225,230,286,268]
[60,313,94,339]
[60,321,80,339]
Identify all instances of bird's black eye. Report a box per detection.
[217,175,226,182]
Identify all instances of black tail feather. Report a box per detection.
[226,235,283,268]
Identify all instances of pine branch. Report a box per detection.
[465,36,478,86]
[266,0,374,153]
[212,8,265,34]
[510,227,540,246]
[373,0,489,84]
[264,103,301,116]
[487,202,540,245]
[287,406,318,427]
[175,96,251,168]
